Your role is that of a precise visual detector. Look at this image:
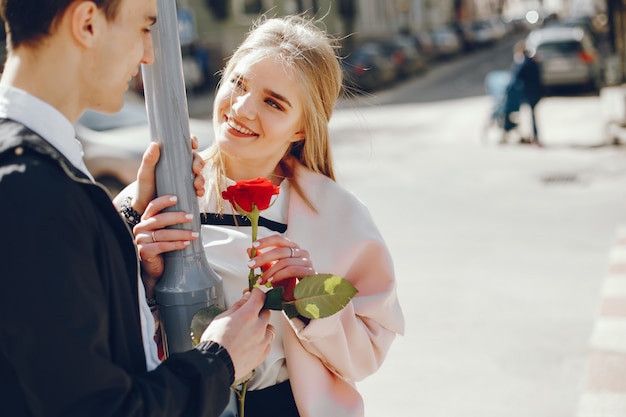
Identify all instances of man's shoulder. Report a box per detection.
[0,118,39,152]
[0,118,55,158]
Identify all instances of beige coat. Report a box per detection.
[282,160,405,417]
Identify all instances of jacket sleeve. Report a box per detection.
[0,157,232,417]
[285,174,405,382]
[286,239,403,382]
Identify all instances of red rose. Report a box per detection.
[221,177,280,213]
[274,277,297,302]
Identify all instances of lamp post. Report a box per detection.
[141,0,224,356]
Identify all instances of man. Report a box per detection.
[0,1,272,416]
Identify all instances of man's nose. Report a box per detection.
[141,35,155,65]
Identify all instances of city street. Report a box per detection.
[325,45,626,417]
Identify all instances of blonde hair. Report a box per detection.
[202,15,343,213]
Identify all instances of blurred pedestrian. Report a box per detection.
[505,40,543,146]
[0,1,273,416]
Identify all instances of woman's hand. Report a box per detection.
[117,134,205,214]
[247,235,316,296]
[133,195,200,297]
[112,134,206,296]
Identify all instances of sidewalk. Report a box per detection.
[577,225,626,417]
[600,84,626,145]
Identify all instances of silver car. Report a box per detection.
[526,26,602,94]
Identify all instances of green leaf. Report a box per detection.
[262,287,285,311]
[190,305,225,345]
[292,274,358,319]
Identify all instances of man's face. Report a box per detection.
[85,0,156,113]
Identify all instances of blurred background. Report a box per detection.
[21,0,624,196]
[3,1,626,416]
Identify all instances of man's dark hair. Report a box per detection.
[0,0,122,49]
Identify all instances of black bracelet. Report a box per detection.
[120,196,142,228]
[195,340,235,385]
[146,297,158,312]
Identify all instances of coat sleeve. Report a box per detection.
[287,239,403,382]
[285,172,405,382]
[0,158,232,417]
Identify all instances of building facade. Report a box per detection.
[184,0,503,81]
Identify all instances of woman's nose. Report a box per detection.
[231,93,255,119]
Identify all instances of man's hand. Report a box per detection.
[201,289,273,381]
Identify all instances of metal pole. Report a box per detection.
[141,0,224,356]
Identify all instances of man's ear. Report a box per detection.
[68,1,100,47]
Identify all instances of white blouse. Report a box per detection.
[199,178,291,390]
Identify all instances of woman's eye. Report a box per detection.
[231,78,245,90]
[265,99,282,110]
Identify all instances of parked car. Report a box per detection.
[548,15,599,43]
[380,35,428,78]
[75,93,213,195]
[470,20,499,47]
[526,26,602,94]
[342,42,397,92]
[453,21,476,51]
[430,26,462,59]
[411,30,436,61]
[489,17,509,41]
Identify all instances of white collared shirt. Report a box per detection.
[0,85,160,370]
[0,84,93,181]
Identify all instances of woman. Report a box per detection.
[117,15,404,417]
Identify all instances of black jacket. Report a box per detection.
[0,119,232,417]
[508,53,543,107]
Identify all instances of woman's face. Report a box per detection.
[214,54,305,175]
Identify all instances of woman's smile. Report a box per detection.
[225,115,257,137]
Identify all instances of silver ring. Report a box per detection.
[151,231,157,243]
[290,247,296,258]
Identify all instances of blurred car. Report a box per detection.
[526,26,602,94]
[380,35,428,78]
[546,15,599,42]
[453,21,476,51]
[75,93,213,195]
[430,26,462,59]
[411,30,436,60]
[470,20,499,47]
[342,42,397,92]
[489,17,509,41]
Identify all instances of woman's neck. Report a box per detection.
[224,157,286,186]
